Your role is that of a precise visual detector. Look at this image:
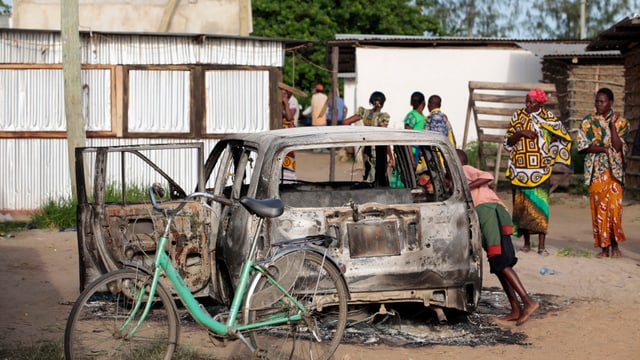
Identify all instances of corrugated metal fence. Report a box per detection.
[0,29,286,211]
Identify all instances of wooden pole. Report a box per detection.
[239,0,251,36]
[158,0,178,32]
[329,46,339,181]
[62,0,86,201]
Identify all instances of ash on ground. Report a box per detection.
[342,288,565,347]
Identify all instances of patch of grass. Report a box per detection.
[31,197,77,230]
[0,340,232,360]
[104,182,150,203]
[1,183,155,233]
[0,340,64,360]
[0,221,33,234]
[556,246,593,258]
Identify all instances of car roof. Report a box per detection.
[221,126,451,148]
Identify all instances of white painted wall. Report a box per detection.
[343,47,542,147]
[12,0,252,35]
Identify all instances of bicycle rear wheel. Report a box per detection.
[246,250,348,360]
[64,268,179,360]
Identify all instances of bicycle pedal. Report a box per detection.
[207,330,233,347]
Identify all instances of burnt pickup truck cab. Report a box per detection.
[75,126,482,316]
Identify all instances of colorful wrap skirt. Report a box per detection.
[511,180,550,237]
[589,169,626,248]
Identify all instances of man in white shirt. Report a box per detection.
[309,84,329,126]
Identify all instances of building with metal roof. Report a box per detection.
[0,28,311,212]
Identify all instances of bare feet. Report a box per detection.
[611,248,622,258]
[498,312,520,322]
[519,246,531,253]
[516,301,540,326]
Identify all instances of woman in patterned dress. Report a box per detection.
[576,88,629,258]
[343,91,393,185]
[503,88,572,255]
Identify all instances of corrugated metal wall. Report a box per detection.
[0,30,285,211]
[128,70,191,133]
[1,68,112,131]
[1,31,284,66]
[0,138,221,210]
[205,70,270,133]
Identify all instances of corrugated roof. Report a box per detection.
[0,27,314,51]
[333,34,593,44]
[516,42,620,58]
[586,15,640,52]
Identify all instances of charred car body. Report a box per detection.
[75,126,482,315]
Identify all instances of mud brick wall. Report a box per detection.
[543,59,625,134]
[624,48,640,189]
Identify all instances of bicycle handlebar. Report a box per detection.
[148,185,233,215]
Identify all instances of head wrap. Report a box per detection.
[527,88,548,104]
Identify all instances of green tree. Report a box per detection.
[0,0,10,14]
[252,0,441,104]
[429,0,520,37]
[525,0,637,39]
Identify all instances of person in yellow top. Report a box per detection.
[503,88,572,255]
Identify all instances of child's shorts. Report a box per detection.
[489,233,518,274]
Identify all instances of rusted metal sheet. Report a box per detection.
[87,202,213,295]
[347,221,400,257]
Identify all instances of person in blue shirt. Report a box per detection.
[427,95,457,147]
[327,95,347,125]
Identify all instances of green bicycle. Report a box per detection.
[64,185,349,359]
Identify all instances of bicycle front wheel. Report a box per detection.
[246,250,348,360]
[64,268,179,360]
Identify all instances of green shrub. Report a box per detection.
[104,182,150,202]
[0,221,32,233]
[463,141,479,168]
[2,183,154,232]
[568,177,588,196]
[31,197,77,230]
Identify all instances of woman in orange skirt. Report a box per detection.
[576,88,629,258]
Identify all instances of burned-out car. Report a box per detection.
[75,126,482,315]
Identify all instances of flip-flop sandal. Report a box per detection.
[595,251,610,258]
[611,249,622,258]
[538,249,549,256]
[519,247,531,253]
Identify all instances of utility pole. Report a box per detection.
[580,0,587,39]
[61,0,86,200]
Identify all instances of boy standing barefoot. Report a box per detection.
[458,150,539,325]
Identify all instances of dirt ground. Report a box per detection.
[1,191,640,359]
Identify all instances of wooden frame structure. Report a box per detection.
[462,81,574,191]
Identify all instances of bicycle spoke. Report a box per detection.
[247,251,348,360]
[65,269,179,360]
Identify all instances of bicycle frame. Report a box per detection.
[121,198,307,350]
